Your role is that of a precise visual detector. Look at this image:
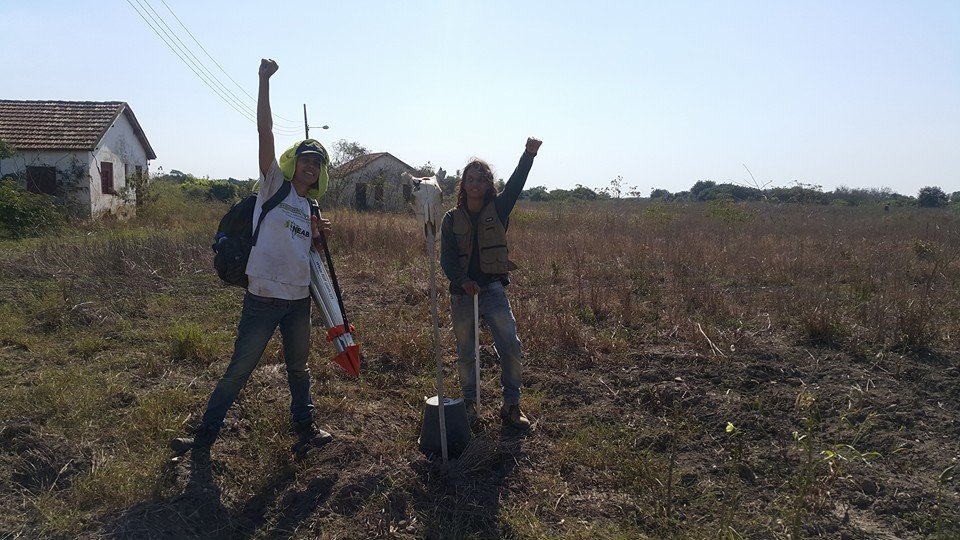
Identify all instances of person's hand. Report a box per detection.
[525,137,542,156]
[461,280,480,296]
[311,215,332,237]
[259,58,279,79]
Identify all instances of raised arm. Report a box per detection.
[497,137,542,220]
[258,58,279,176]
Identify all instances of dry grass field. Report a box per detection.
[1,186,958,539]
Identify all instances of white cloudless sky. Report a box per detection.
[3,1,958,196]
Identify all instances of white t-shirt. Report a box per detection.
[246,161,312,300]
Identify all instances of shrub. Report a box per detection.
[178,178,210,200]
[918,186,948,208]
[207,181,239,202]
[0,179,64,238]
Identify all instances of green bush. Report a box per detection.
[918,186,948,208]
[178,178,240,202]
[178,178,210,200]
[207,181,239,202]
[0,179,64,239]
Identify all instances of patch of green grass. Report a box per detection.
[1,364,128,431]
[0,302,32,350]
[125,387,200,448]
[499,505,548,539]
[556,421,658,494]
[169,322,222,363]
[31,491,91,538]
[24,281,74,331]
[68,452,167,513]
[522,382,546,417]
[69,335,110,359]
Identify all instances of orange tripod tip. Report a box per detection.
[333,345,361,377]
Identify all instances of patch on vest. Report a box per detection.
[484,216,495,223]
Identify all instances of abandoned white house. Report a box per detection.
[330,152,425,212]
[0,100,156,218]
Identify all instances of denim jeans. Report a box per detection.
[201,292,313,430]
[451,281,522,405]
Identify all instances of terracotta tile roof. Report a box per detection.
[332,152,416,178]
[0,100,157,159]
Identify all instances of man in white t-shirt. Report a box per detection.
[171,59,333,456]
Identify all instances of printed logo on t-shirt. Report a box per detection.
[278,202,308,219]
[284,220,311,240]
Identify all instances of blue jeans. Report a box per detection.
[201,292,313,430]
[451,281,522,405]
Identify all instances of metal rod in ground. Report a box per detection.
[428,232,448,462]
[474,293,480,410]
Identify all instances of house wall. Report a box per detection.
[332,156,415,212]
[91,112,150,218]
[0,150,93,218]
[0,113,150,219]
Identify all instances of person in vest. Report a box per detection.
[439,137,542,431]
[170,59,333,455]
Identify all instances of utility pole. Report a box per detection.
[303,104,328,140]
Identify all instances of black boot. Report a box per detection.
[292,419,333,452]
[169,424,218,455]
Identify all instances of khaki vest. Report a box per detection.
[452,203,518,275]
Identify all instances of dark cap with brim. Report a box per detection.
[295,140,329,164]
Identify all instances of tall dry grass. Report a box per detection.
[509,200,960,357]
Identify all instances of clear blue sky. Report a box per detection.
[3,1,958,196]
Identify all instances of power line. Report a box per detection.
[136,0,302,135]
[138,0,256,121]
[158,0,302,127]
[124,0,304,135]
[125,0,255,125]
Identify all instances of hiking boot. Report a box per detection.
[500,404,531,431]
[293,419,333,448]
[169,425,218,455]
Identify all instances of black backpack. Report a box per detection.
[212,181,292,287]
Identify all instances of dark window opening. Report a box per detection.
[101,161,114,194]
[354,183,367,210]
[26,166,57,195]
